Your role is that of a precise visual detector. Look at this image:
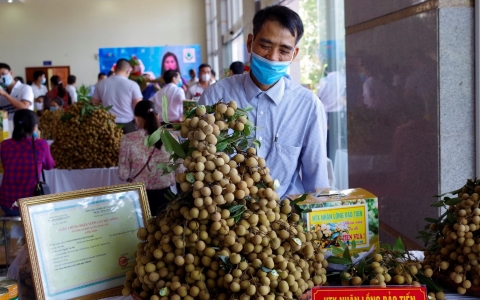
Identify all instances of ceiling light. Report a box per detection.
[8,0,12,2]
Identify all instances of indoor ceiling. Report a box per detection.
[0,0,24,3]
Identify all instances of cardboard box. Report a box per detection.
[289,188,379,255]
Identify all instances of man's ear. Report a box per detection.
[292,46,300,61]
[246,34,254,54]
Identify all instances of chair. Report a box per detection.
[0,216,22,268]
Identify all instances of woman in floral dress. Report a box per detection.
[118,100,184,215]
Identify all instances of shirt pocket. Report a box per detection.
[271,143,302,190]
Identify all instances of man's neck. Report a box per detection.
[199,81,209,88]
[33,80,42,87]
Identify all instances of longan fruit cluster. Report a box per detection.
[423,185,480,298]
[50,102,122,169]
[124,101,328,299]
[38,109,63,140]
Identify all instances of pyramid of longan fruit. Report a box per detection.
[50,102,123,169]
[124,101,328,300]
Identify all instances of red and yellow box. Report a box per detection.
[312,286,427,300]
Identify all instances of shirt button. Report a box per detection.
[260,111,264,115]
[258,137,263,141]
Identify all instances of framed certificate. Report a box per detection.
[18,183,151,300]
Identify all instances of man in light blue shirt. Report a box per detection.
[199,5,328,199]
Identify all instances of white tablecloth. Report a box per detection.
[0,167,126,194]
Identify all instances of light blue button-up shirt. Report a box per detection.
[199,73,328,199]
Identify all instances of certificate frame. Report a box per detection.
[19,183,151,300]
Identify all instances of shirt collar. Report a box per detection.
[10,81,22,93]
[243,72,285,105]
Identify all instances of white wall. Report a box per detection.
[0,0,207,86]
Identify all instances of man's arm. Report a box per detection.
[132,98,142,110]
[91,84,102,105]
[0,89,32,109]
[132,83,143,110]
[300,98,329,191]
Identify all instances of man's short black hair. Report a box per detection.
[107,71,114,77]
[164,70,178,84]
[98,72,106,79]
[199,64,211,73]
[253,5,304,44]
[0,63,11,71]
[33,70,45,80]
[230,61,244,75]
[115,59,131,72]
[67,75,76,85]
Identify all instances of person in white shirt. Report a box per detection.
[187,69,198,87]
[92,58,143,134]
[0,63,34,136]
[150,70,185,124]
[31,70,48,100]
[186,64,212,101]
[89,72,107,97]
[66,75,78,105]
[0,63,34,115]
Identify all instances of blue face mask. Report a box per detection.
[50,106,57,111]
[0,74,13,88]
[177,80,183,88]
[250,52,293,86]
[32,132,38,139]
[41,77,46,84]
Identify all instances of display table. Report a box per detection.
[0,168,126,194]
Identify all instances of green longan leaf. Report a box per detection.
[393,237,405,253]
[416,273,443,293]
[351,239,357,250]
[161,130,186,158]
[446,212,456,224]
[253,140,261,149]
[216,141,229,152]
[261,267,272,273]
[356,258,366,278]
[157,162,168,170]
[227,204,245,214]
[444,197,462,206]
[331,247,344,257]
[430,200,445,207]
[326,256,352,266]
[146,128,162,147]
[162,94,170,124]
[166,164,179,173]
[245,119,255,128]
[81,105,86,116]
[342,245,351,260]
[104,105,113,111]
[237,139,249,150]
[424,217,439,223]
[185,107,197,119]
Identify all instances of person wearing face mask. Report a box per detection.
[0,109,55,216]
[150,70,185,124]
[186,64,212,101]
[0,63,35,137]
[199,5,328,199]
[31,70,48,101]
[49,97,64,111]
[92,58,143,134]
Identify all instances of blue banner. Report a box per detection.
[98,45,202,81]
